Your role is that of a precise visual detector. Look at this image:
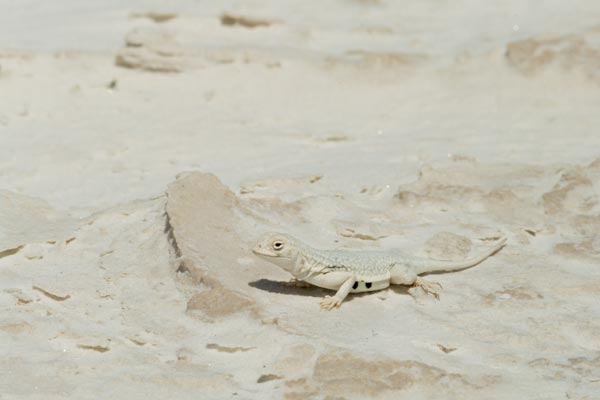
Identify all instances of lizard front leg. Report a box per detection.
[292,255,316,281]
[283,278,312,288]
[320,275,357,311]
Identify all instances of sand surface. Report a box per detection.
[1,1,600,399]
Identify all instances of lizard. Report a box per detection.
[252,232,507,310]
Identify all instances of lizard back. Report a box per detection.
[307,248,403,276]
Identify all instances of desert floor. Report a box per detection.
[1,1,600,399]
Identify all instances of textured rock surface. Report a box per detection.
[506,28,600,80]
[159,166,600,398]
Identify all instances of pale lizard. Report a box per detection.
[252,232,506,310]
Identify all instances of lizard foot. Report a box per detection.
[412,278,443,300]
[320,295,342,310]
[283,278,311,288]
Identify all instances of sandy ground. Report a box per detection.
[1,1,600,399]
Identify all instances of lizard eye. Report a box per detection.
[272,241,284,251]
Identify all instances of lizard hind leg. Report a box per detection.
[390,266,442,299]
[389,266,418,286]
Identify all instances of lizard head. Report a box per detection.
[252,232,300,270]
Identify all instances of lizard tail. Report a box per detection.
[414,236,507,274]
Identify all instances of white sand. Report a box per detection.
[1,1,599,399]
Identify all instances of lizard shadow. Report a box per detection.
[248,279,327,298]
[249,279,414,303]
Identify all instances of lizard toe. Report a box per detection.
[320,295,342,310]
[413,278,443,300]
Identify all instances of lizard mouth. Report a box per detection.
[252,240,280,256]
[252,246,273,257]
[252,246,289,259]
